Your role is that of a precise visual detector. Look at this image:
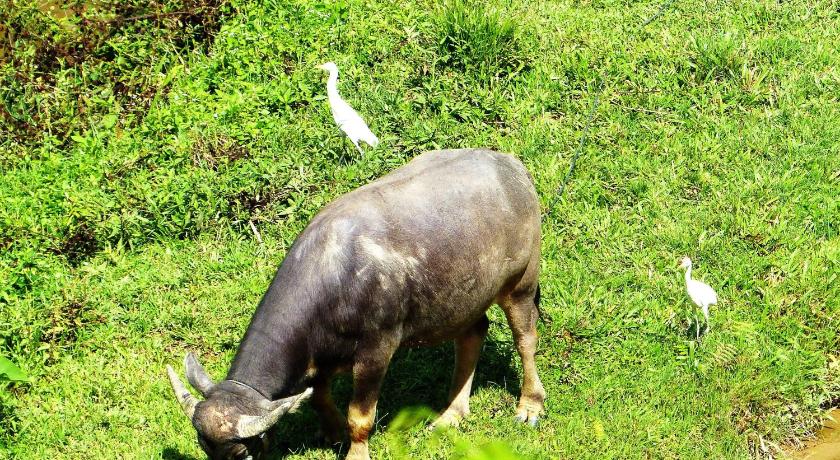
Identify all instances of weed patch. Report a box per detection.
[0,0,231,151]
[50,222,100,267]
[39,299,105,359]
[685,32,746,83]
[191,133,249,170]
[436,0,530,83]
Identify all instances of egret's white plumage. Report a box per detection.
[680,256,718,337]
[317,62,378,154]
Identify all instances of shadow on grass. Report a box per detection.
[680,317,709,341]
[268,336,520,459]
[162,447,200,460]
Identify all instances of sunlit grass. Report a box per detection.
[1,0,839,458]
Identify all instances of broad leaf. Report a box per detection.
[0,356,28,382]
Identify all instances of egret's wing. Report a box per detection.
[689,280,718,305]
[361,127,378,147]
[687,287,703,308]
[335,108,364,131]
[334,107,376,146]
[327,92,378,147]
[706,284,718,304]
[344,118,378,147]
[330,99,358,123]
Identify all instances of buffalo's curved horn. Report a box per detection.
[167,365,199,420]
[184,352,215,397]
[235,388,313,439]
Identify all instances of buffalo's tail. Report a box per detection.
[534,283,549,324]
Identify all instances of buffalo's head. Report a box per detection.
[166,353,311,460]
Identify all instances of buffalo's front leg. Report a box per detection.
[346,336,398,460]
[312,376,345,444]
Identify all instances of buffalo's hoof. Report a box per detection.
[514,412,540,427]
[430,409,466,429]
[315,428,345,446]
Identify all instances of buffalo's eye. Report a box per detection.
[229,443,251,460]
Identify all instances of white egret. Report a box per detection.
[680,256,718,338]
[316,62,379,154]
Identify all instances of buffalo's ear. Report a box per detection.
[236,388,313,439]
[185,352,215,397]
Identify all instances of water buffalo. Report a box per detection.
[166,148,545,460]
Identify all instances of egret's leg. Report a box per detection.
[342,137,350,158]
[695,316,700,340]
[351,139,363,155]
[332,132,347,159]
[702,305,710,334]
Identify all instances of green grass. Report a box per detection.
[436,0,529,82]
[2,0,839,458]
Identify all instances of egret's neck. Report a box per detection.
[684,266,692,283]
[326,71,340,100]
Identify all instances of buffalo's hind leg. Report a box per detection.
[500,285,545,426]
[432,314,489,428]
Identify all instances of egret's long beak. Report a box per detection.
[315,64,326,71]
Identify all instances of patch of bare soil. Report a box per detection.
[791,409,840,460]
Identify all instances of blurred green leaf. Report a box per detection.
[100,114,118,129]
[386,406,437,432]
[0,357,28,383]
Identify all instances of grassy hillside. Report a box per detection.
[1,0,838,458]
